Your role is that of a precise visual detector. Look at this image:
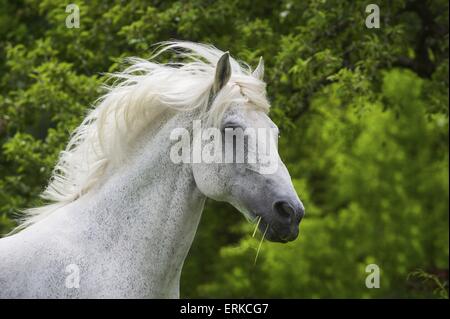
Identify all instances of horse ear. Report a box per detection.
[252,56,264,80]
[212,52,232,95]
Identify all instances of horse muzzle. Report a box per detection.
[258,199,305,243]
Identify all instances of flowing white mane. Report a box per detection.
[18,41,270,229]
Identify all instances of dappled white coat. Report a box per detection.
[0,110,205,298]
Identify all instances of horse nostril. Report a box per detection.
[273,201,295,221]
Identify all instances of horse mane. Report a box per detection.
[16,41,270,230]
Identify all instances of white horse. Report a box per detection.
[0,41,304,298]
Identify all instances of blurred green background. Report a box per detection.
[0,0,448,298]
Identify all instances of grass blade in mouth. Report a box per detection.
[254,223,269,265]
[252,216,261,238]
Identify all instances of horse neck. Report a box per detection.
[77,111,205,297]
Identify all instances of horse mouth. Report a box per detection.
[252,214,299,243]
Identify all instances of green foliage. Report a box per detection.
[408,269,449,299]
[0,0,448,298]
